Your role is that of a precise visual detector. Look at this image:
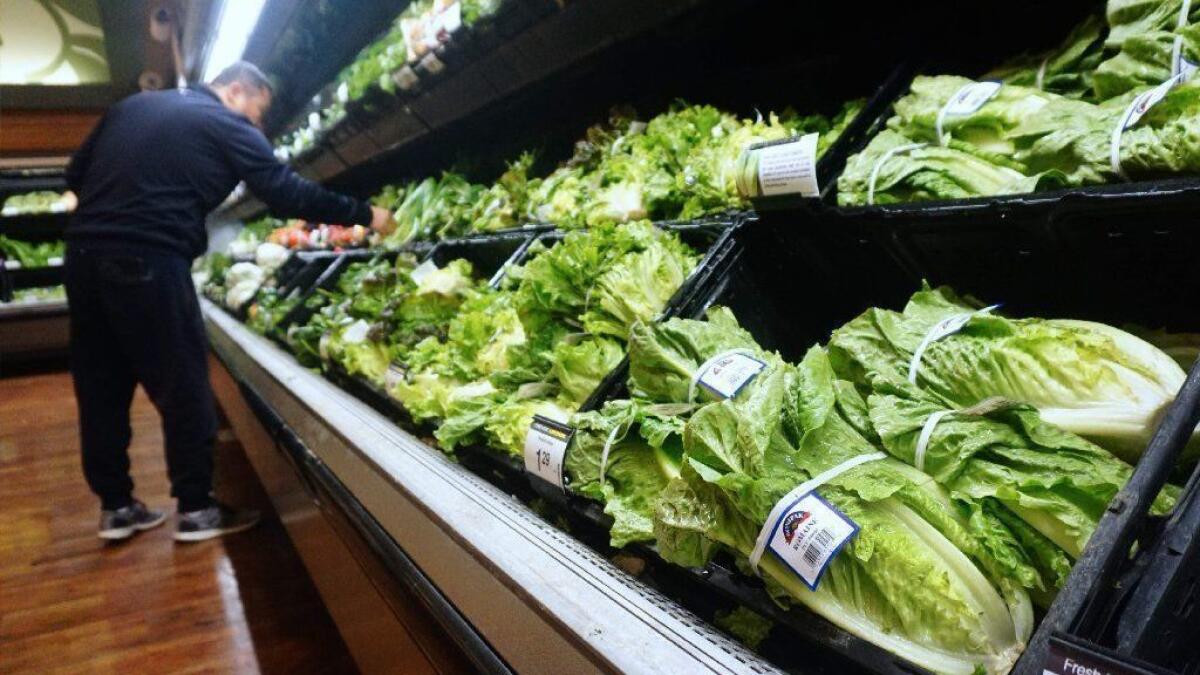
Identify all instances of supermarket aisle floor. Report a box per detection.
[0,369,358,674]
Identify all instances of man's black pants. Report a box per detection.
[65,244,217,512]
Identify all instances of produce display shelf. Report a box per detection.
[203,298,772,675]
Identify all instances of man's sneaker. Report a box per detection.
[98,500,167,540]
[174,502,261,542]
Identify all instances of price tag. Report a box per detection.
[523,415,574,489]
[1043,635,1148,675]
[755,133,820,198]
[392,66,419,91]
[384,364,407,390]
[420,53,446,75]
[765,492,858,590]
[341,319,371,345]
[409,259,439,285]
[3,260,20,270]
[47,256,63,267]
[696,351,767,399]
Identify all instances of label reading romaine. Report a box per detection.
[409,259,439,285]
[697,352,767,399]
[393,65,419,91]
[766,491,858,590]
[944,81,1002,115]
[755,133,820,198]
[523,415,573,490]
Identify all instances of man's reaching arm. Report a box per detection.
[215,115,392,231]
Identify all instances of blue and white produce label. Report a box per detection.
[766,492,859,590]
[696,351,767,399]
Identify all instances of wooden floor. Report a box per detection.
[0,368,359,674]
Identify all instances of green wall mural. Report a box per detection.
[0,0,110,85]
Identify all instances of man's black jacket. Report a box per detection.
[66,85,370,259]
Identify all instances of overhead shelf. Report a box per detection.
[216,0,715,222]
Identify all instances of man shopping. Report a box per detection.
[65,61,394,542]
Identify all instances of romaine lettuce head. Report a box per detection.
[567,400,688,547]
[829,285,1188,461]
[837,130,1045,206]
[579,239,700,340]
[483,395,573,458]
[655,345,1032,675]
[627,306,766,403]
[864,377,1178,563]
[550,335,624,405]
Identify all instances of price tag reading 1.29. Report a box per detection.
[523,415,574,490]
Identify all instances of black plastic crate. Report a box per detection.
[1013,360,1200,675]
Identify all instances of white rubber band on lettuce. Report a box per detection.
[598,420,631,485]
[867,143,927,206]
[914,410,954,472]
[907,304,1000,384]
[687,348,758,402]
[1036,58,1049,91]
[747,451,887,575]
[1110,73,1185,179]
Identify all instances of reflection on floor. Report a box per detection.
[0,369,358,674]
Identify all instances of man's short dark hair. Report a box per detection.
[210,61,274,95]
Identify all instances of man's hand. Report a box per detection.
[369,206,396,236]
[61,191,79,212]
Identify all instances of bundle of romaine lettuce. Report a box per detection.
[389,221,700,457]
[565,301,1186,672]
[839,71,1200,204]
[828,285,1190,462]
[568,307,1042,674]
[840,2,1200,205]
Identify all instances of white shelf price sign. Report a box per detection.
[409,259,439,285]
[754,133,820,198]
[523,415,574,490]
